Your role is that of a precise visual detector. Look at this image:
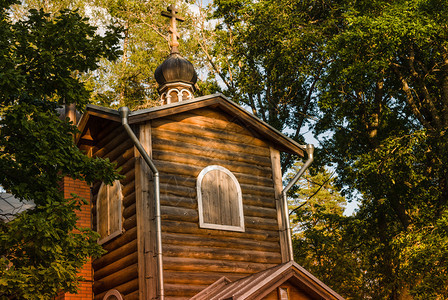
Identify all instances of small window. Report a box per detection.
[197,165,244,232]
[97,180,123,244]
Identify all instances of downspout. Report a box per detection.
[118,107,165,300]
[282,144,315,261]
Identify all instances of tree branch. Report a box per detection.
[391,63,434,131]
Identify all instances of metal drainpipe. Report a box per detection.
[118,107,164,300]
[282,144,315,262]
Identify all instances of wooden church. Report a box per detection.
[59,6,345,300]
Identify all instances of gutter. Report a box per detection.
[118,107,165,300]
[282,144,315,261]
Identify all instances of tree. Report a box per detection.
[202,0,321,169]
[211,0,448,299]
[88,0,216,109]
[0,1,121,298]
[313,0,448,298]
[9,0,214,110]
[288,166,367,299]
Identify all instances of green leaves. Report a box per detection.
[0,197,104,299]
[0,2,120,298]
[212,0,448,298]
[0,5,121,108]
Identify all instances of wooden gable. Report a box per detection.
[191,261,345,300]
[75,94,323,299]
[77,94,305,157]
[148,104,284,298]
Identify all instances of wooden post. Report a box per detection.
[270,146,291,262]
[134,122,157,299]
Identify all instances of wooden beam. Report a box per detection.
[128,97,221,124]
[134,121,157,299]
[270,146,291,262]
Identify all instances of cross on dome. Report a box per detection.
[161,5,185,53]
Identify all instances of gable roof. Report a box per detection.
[191,261,345,300]
[77,93,305,157]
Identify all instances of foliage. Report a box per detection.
[289,166,367,299]
[86,0,217,109]
[212,0,448,299]
[314,0,448,298]
[0,1,121,298]
[8,0,215,110]
[204,0,321,169]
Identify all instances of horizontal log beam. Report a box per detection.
[123,214,136,231]
[122,180,135,197]
[123,202,136,219]
[94,127,128,155]
[164,283,209,298]
[151,113,268,147]
[162,220,279,242]
[94,252,138,281]
[121,167,135,187]
[163,244,281,264]
[101,226,137,252]
[152,128,270,157]
[161,206,279,231]
[164,270,247,286]
[93,264,138,296]
[123,191,136,208]
[152,136,271,167]
[162,232,280,253]
[94,239,137,270]
[163,256,277,274]
[93,131,131,159]
[120,156,135,176]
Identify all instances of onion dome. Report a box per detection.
[155,5,197,105]
[154,52,198,89]
[154,52,198,105]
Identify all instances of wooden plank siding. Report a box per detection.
[151,107,283,299]
[89,125,139,300]
[264,282,313,300]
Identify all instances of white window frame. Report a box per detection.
[97,180,123,245]
[103,289,124,300]
[197,165,245,232]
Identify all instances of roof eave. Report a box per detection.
[127,94,305,157]
[78,94,305,157]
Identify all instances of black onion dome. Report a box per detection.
[154,52,198,87]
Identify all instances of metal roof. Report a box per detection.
[0,192,35,221]
[192,261,345,300]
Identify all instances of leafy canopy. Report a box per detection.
[211,0,448,299]
[0,0,121,298]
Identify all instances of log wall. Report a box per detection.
[89,123,139,300]
[151,107,283,299]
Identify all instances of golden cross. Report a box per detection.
[161,5,185,52]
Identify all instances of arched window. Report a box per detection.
[103,289,123,300]
[97,180,123,244]
[197,165,244,232]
